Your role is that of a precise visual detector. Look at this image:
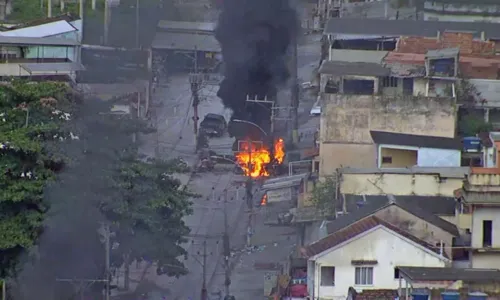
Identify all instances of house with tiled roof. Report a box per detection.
[301,215,450,299]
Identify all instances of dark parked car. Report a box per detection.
[200,113,227,137]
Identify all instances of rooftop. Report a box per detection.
[319,61,390,77]
[0,20,77,38]
[397,266,500,283]
[151,31,220,52]
[326,194,459,236]
[0,35,79,46]
[301,215,450,259]
[330,49,388,63]
[156,21,216,33]
[395,32,496,56]
[370,130,462,150]
[262,173,309,191]
[342,194,457,216]
[325,18,500,39]
[339,166,470,178]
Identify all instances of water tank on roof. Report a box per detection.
[412,290,429,300]
[468,292,488,300]
[463,137,481,152]
[441,291,460,300]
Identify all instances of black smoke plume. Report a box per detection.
[215,0,298,138]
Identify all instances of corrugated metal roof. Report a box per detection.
[319,60,390,76]
[339,166,470,178]
[469,79,500,108]
[151,32,220,52]
[0,36,79,46]
[262,173,309,191]
[20,62,85,73]
[329,49,388,64]
[157,21,216,33]
[0,20,76,38]
[325,18,500,39]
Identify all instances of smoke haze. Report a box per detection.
[215,0,298,136]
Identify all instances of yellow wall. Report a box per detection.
[380,148,418,168]
[321,94,456,144]
[319,143,376,177]
[318,94,456,174]
[440,214,472,230]
[472,253,500,269]
[340,173,464,197]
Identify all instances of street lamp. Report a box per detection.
[232,119,268,137]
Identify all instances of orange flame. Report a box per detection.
[274,138,285,164]
[235,140,271,178]
[235,139,286,178]
[260,194,268,206]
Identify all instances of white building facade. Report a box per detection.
[307,225,449,299]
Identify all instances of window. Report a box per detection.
[382,156,392,164]
[320,266,335,286]
[355,267,373,285]
[394,268,400,279]
[382,76,398,87]
[483,220,493,247]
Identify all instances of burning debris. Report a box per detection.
[235,138,285,178]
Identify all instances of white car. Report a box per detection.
[310,101,321,116]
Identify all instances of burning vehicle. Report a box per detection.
[234,137,285,178]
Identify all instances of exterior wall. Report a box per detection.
[374,205,454,258]
[471,206,500,249]
[0,63,30,76]
[311,227,447,299]
[417,148,461,167]
[340,173,464,197]
[25,45,77,61]
[440,214,472,230]
[380,147,417,168]
[319,94,456,174]
[423,1,500,23]
[319,143,376,177]
[413,78,427,96]
[472,253,500,269]
[321,94,456,143]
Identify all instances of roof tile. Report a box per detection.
[301,215,449,259]
[396,32,495,56]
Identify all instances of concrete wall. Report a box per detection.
[319,143,376,177]
[319,94,456,173]
[423,1,500,23]
[380,147,417,168]
[472,252,500,270]
[440,214,472,231]
[340,173,463,197]
[471,206,500,249]
[374,205,455,258]
[312,226,447,299]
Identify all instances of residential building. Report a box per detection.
[339,167,468,197]
[370,131,462,168]
[301,215,450,299]
[462,166,500,269]
[420,0,500,23]
[397,266,500,297]
[151,21,220,71]
[318,49,457,174]
[0,36,82,80]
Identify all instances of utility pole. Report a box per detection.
[104,223,111,300]
[201,240,208,300]
[222,189,231,298]
[135,0,140,48]
[48,0,52,17]
[104,0,110,45]
[79,0,84,20]
[1,279,5,300]
[290,33,299,146]
[189,53,202,153]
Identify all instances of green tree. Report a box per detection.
[0,80,74,278]
[310,176,337,216]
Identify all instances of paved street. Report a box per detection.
[130,22,322,300]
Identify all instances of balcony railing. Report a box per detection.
[0,58,71,64]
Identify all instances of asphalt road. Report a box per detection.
[130,33,322,300]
